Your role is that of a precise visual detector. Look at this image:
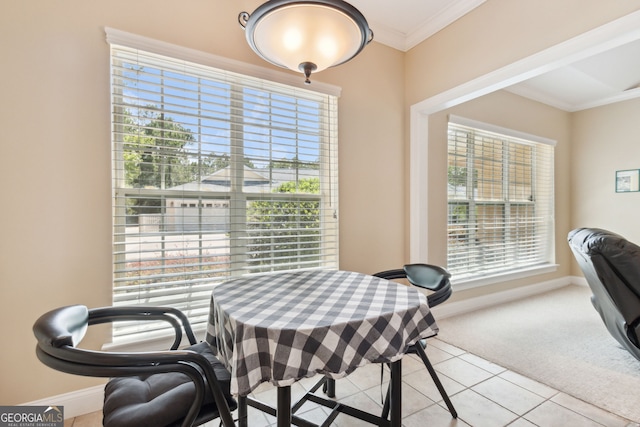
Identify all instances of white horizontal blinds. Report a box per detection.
[447,119,554,280]
[240,88,338,273]
[111,45,338,341]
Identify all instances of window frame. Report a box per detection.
[107,28,341,345]
[446,115,556,288]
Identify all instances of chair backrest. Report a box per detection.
[32,305,193,377]
[33,305,102,378]
[374,263,453,307]
[33,304,89,350]
[567,228,640,359]
[33,305,236,427]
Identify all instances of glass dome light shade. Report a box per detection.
[239,0,372,78]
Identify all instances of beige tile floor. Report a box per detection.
[65,339,640,427]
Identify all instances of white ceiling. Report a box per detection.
[505,39,640,112]
[351,0,640,112]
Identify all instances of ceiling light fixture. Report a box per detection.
[239,0,373,84]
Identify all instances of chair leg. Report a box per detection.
[413,341,458,418]
[380,377,391,420]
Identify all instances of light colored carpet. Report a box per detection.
[436,284,640,422]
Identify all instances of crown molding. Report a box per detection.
[370,0,486,52]
[508,84,640,112]
[404,0,487,51]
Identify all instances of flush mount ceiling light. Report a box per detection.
[239,0,373,84]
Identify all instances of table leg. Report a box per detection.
[325,377,336,398]
[237,395,248,427]
[277,385,292,427]
[390,360,402,426]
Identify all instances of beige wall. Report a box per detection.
[403,0,640,302]
[1,0,639,406]
[0,0,405,404]
[570,98,640,272]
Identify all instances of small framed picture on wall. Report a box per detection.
[615,169,640,192]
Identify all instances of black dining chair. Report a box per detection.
[374,263,458,419]
[33,305,237,427]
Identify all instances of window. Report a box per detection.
[447,116,554,282]
[109,42,339,342]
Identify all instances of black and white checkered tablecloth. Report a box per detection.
[206,270,438,396]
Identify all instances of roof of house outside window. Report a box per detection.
[168,165,319,194]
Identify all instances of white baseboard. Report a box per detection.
[431,275,576,319]
[27,274,588,419]
[23,384,104,419]
[569,275,588,287]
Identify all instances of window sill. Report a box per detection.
[451,263,559,291]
